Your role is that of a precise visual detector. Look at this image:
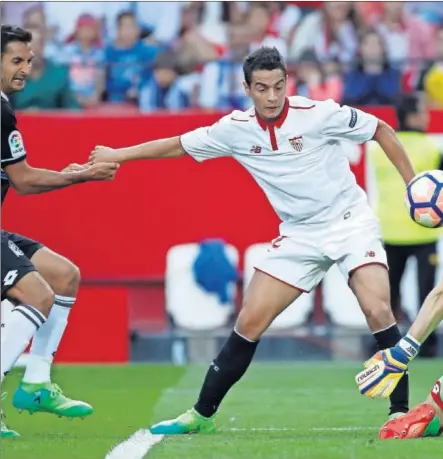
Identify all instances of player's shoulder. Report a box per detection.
[228,106,255,124]
[287,95,318,110]
[287,96,338,127]
[211,107,255,132]
[1,96,16,126]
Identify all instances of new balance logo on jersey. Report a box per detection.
[365,250,376,258]
[250,145,262,154]
[289,136,303,152]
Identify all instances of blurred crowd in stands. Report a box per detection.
[2,1,443,113]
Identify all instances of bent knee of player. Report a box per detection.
[9,273,55,318]
[63,262,81,293]
[53,260,81,296]
[235,301,273,341]
[362,298,395,330]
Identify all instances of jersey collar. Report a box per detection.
[255,97,289,131]
[1,91,9,101]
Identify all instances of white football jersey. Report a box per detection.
[180,96,379,235]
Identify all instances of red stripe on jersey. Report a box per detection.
[269,126,278,151]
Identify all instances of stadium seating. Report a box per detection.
[165,243,238,330]
[243,243,315,330]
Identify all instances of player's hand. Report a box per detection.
[82,162,119,181]
[62,163,89,173]
[355,347,409,399]
[89,146,123,165]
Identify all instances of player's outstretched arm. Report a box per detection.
[89,137,186,165]
[356,281,443,399]
[4,159,119,195]
[408,280,443,345]
[372,120,416,185]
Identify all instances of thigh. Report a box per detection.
[348,263,394,330]
[1,231,37,301]
[253,235,331,294]
[236,269,304,340]
[5,231,44,260]
[335,219,388,282]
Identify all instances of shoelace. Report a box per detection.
[50,383,63,399]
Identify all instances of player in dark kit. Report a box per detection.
[0,25,119,438]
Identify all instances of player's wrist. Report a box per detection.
[396,334,421,361]
[114,148,129,164]
[63,170,88,184]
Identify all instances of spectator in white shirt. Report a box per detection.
[199,22,251,110]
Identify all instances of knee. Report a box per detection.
[235,301,266,341]
[363,299,395,328]
[57,262,81,294]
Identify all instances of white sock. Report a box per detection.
[1,305,46,383]
[23,295,75,384]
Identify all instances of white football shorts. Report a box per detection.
[254,210,388,292]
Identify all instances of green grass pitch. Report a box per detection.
[1,361,442,459]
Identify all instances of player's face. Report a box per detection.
[244,69,287,121]
[1,42,34,94]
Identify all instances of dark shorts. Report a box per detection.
[1,231,44,300]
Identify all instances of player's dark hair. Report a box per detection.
[243,46,287,87]
[1,25,32,55]
[396,95,420,131]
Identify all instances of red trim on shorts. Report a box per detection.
[348,262,389,280]
[253,267,309,293]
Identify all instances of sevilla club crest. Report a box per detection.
[289,136,303,152]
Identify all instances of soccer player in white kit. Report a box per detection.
[89,47,417,434]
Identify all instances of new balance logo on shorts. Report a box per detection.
[365,250,376,258]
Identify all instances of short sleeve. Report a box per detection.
[320,99,378,144]
[1,102,26,166]
[180,115,233,162]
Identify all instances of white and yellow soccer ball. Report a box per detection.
[405,170,443,228]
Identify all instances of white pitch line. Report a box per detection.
[104,425,377,458]
[104,429,164,459]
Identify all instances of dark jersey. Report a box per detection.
[1,94,27,204]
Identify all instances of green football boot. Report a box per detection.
[150,408,216,434]
[1,415,20,438]
[12,382,93,418]
[1,393,20,438]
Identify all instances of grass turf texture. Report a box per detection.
[1,361,442,459]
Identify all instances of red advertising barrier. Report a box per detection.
[4,106,425,278]
[2,107,442,362]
